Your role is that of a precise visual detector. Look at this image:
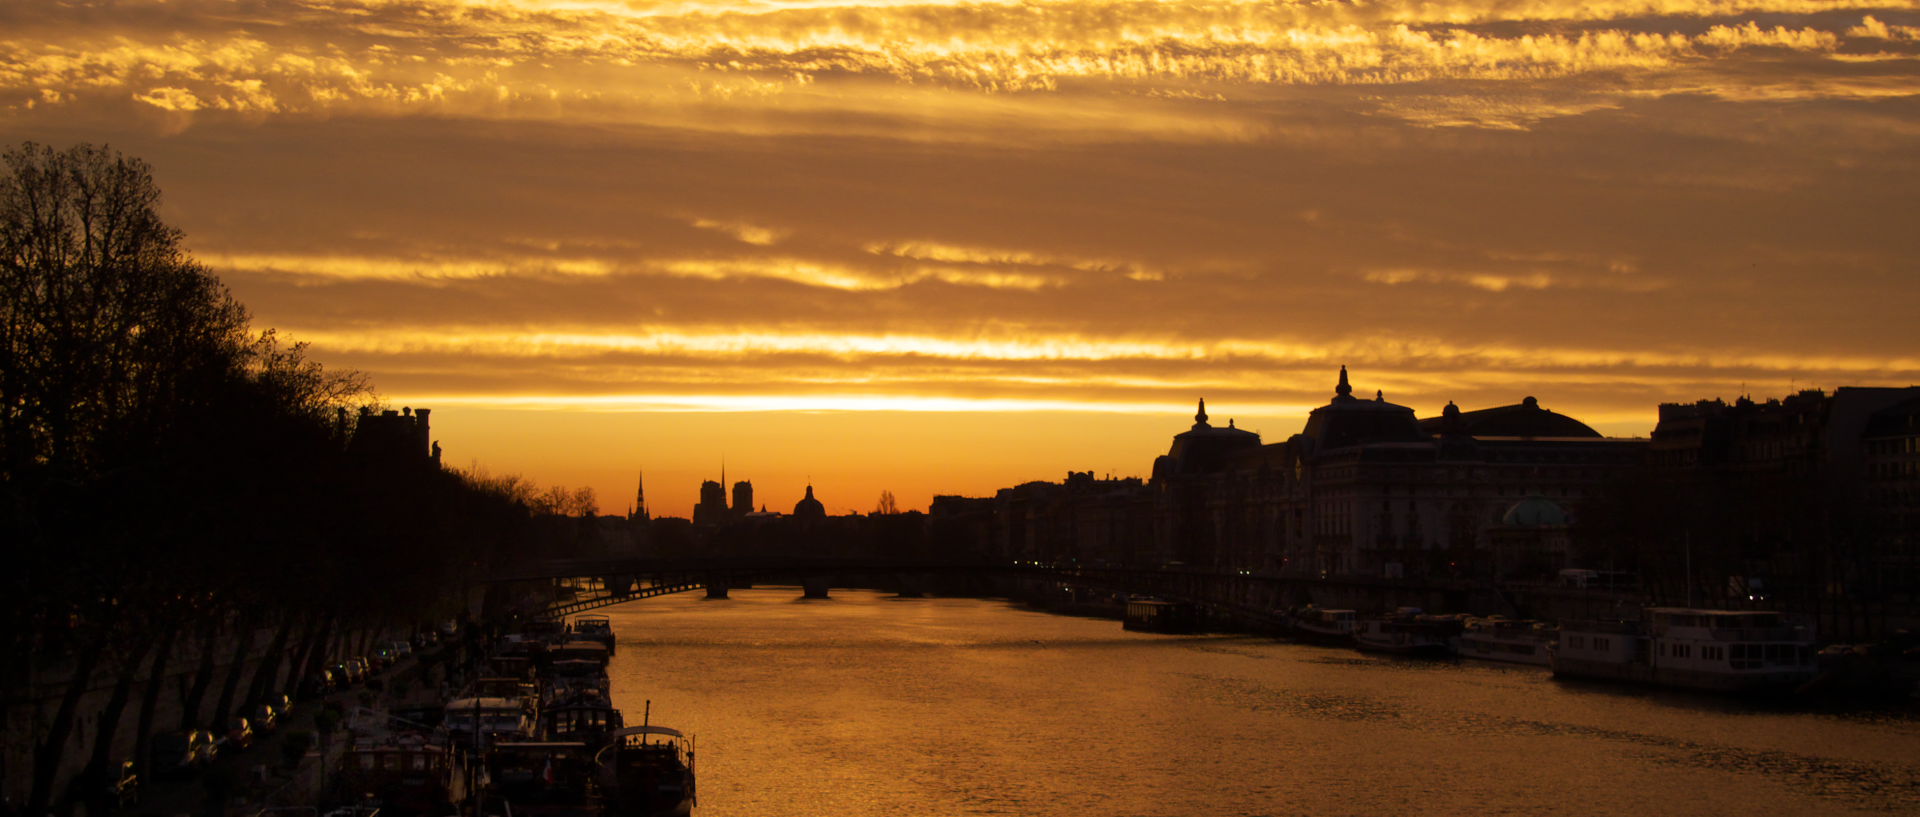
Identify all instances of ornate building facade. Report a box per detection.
[1150,368,1645,580]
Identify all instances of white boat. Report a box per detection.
[1552,607,1817,693]
[1456,617,1555,666]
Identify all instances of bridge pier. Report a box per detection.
[893,573,926,598]
[705,575,730,599]
[802,577,831,599]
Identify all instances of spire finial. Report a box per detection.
[1195,397,1209,427]
[1376,389,1384,402]
[1335,365,1352,397]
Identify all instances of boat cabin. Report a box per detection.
[1645,608,1816,676]
[1123,598,1195,633]
[594,726,696,817]
[542,693,624,743]
[487,741,595,813]
[546,641,610,677]
[333,734,468,816]
[443,697,535,743]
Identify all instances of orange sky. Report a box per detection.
[5,0,1918,515]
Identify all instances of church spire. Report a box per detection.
[1335,365,1352,398]
[1194,397,1210,429]
[632,470,648,521]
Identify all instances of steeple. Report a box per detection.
[1193,398,1211,429]
[1335,365,1352,398]
[631,471,649,521]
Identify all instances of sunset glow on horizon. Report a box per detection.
[6,0,1917,516]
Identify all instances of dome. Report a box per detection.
[1502,496,1569,527]
[792,484,826,519]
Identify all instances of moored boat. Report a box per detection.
[486,740,598,817]
[1456,617,1555,666]
[1123,597,1196,633]
[329,732,470,817]
[1285,607,1358,644]
[1353,609,1462,657]
[542,688,625,746]
[570,614,616,655]
[444,696,538,748]
[594,724,696,817]
[1552,607,1817,693]
[545,640,611,678]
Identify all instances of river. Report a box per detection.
[587,588,1920,816]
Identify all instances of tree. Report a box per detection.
[0,143,545,814]
[0,141,250,479]
[875,490,899,515]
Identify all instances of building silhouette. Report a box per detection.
[1144,368,1644,579]
[1644,386,1920,623]
[793,484,826,521]
[932,368,1644,582]
[346,405,440,467]
[693,479,728,525]
[732,480,754,517]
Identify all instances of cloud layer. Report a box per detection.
[4,0,1917,512]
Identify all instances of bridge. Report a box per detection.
[485,557,1508,629]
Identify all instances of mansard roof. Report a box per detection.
[1156,398,1262,477]
[1419,395,1601,439]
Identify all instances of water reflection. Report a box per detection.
[592,589,1920,816]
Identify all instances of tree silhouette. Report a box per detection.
[0,142,543,815]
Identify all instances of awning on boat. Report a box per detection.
[608,725,684,739]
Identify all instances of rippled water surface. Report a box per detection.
[589,590,1920,816]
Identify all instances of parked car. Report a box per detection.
[369,648,393,672]
[109,760,138,807]
[192,729,220,766]
[224,717,254,751]
[251,702,280,735]
[389,640,414,658]
[344,657,371,682]
[150,731,203,778]
[301,668,338,698]
[328,661,360,685]
[151,732,219,774]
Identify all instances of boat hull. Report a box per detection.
[1457,635,1553,666]
[1354,637,1453,658]
[1550,656,1815,693]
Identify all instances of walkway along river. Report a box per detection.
[594,589,1920,816]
